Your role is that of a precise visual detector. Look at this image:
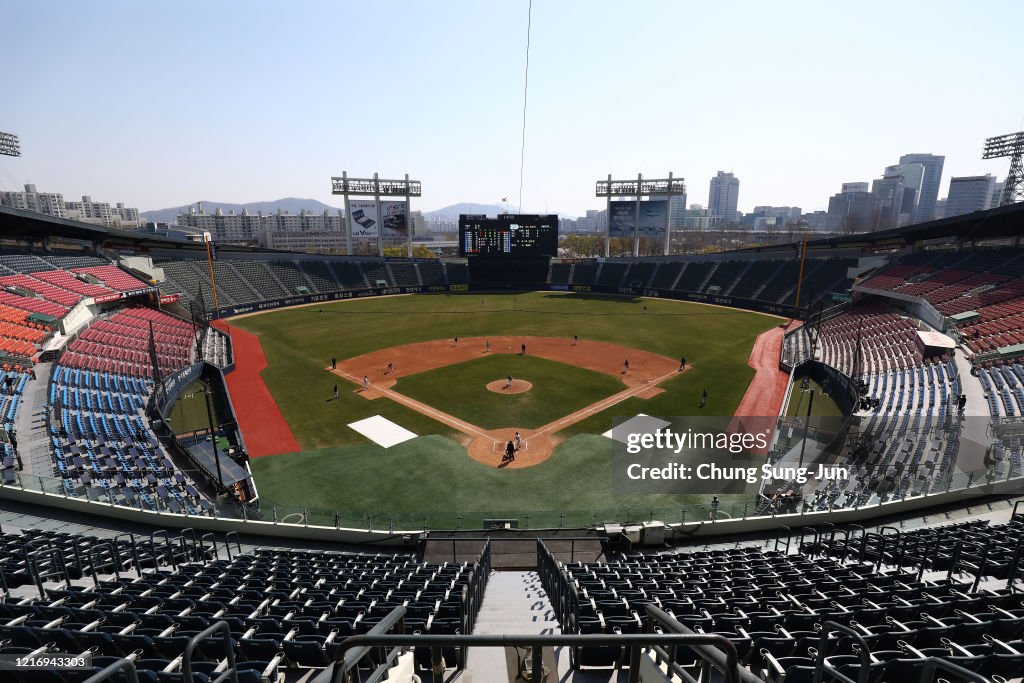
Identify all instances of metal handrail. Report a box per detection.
[224,531,241,559]
[180,527,200,561]
[148,529,175,572]
[645,604,763,683]
[774,525,792,554]
[83,657,140,683]
[200,532,219,562]
[327,604,407,683]
[845,524,865,563]
[1006,533,1024,592]
[112,532,142,577]
[181,621,239,683]
[920,656,990,682]
[1012,499,1024,522]
[799,526,820,557]
[27,546,70,599]
[334,631,750,683]
[87,540,120,588]
[812,620,874,683]
[878,526,901,571]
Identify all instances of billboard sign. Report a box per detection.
[349,200,379,238]
[380,200,408,240]
[608,200,668,237]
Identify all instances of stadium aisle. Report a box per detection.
[468,570,564,682]
[13,361,50,476]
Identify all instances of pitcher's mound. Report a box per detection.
[486,379,533,394]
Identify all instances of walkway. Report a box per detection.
[467,570,561,682]
[14,362,52,477]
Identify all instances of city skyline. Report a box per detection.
[1,1,1022,218]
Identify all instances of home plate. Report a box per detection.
[347,415,417,448]
[602,414,671,443]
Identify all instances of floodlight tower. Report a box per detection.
[982,131,1024,206]
[0,131,21,157]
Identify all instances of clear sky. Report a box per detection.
[2,0,1022,217]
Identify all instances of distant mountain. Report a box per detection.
[424,202,575,219]
[140,198,342,224]
[423,203,513,219]
[142,198,574,224]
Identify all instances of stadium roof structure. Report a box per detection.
[0,204,291,257]
[1,204,191,246]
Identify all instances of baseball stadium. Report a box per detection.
[0,197,1023,682]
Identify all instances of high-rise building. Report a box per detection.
[669,192,689,229]
[0,184,66,218]
[1,184,140,228]
[871,174,908,229]
[827,188,881,233]
[945,175,996,218]
[991,180,1006,209]
[933,198,947,220]
[898,153,944,221]
[682,206,713,230]
[884,163,925,223]
[708,172,740,225]
[176,206,346,244]
[752,206,802,222]
[64,196,141,229]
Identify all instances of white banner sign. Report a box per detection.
[349,200,379,238]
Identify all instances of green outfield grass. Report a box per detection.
[394,354,624,429]
[249,434,762,529]
[232,292,782,521]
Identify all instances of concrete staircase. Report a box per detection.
[14,362,52,477]
[465,570,562,681]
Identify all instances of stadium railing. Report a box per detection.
[0,463,1018,541]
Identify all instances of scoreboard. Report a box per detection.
[459,214,558,257]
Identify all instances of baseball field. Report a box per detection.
[220,291,788,529]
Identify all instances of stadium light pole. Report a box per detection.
[0,131,20,157]
[982,131,1024,206]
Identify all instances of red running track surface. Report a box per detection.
[734,322,793,418]
[212,320,301,458]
